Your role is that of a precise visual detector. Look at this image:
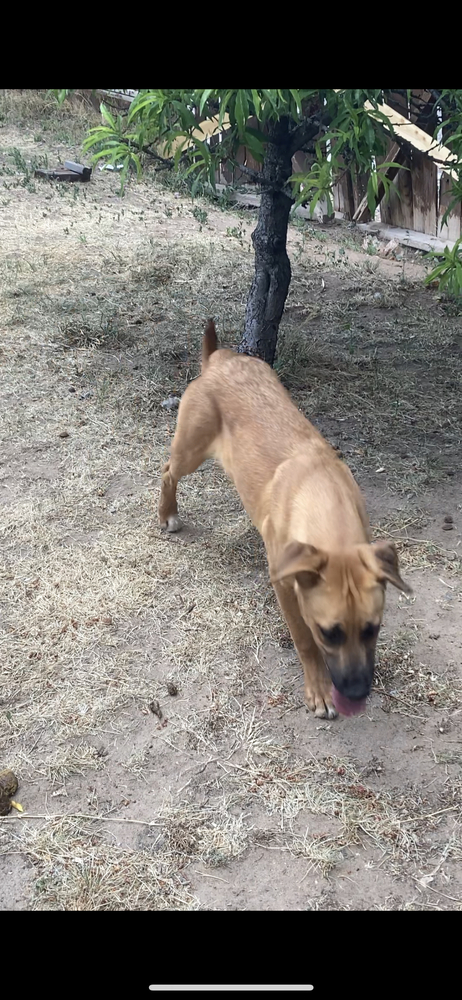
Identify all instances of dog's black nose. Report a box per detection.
[342,681,371,701]
[329,669,371,701]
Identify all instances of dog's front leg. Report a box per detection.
[272,580,337,719]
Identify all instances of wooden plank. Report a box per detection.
[408,91,437,237]
[438,109,462,243]
[160,113,231,157]
[335,91,458,179]
[333,162,355,220]
[219,160,234,184]
[329,135,356,219]
[292,150,309,174]
[358,220,456,253]
[244,148,262,174]
[350,165,369,218]
[438,172,462,242]
[412,150,437,235]
[409,89,435,126]
[354,143,405,223]
[365,101,458,180]
[380,156,414,229]
[376,92,439,235]
[377,92,414,230]
[232,143,247,183]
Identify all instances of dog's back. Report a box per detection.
[199,321,368,540]
[201,321,316,447]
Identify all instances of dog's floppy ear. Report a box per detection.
[369,540,412,594]
[271,542,327,586]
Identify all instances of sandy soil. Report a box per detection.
[1,92,462,911]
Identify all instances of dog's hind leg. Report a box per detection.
[158,379,219,532]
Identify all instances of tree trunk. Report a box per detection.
[238,117,294,366]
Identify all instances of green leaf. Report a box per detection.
[367,177,377,216]
[439,271,450,290]
[309,190,322,217]
[130,152,142,178]
[182,160,202,180]
[90,145,126,163]
[251,89,261,118]
[128,91,162,122]
[241,131,264,162]
[262,90,278,113]
[289,89,302,115]
[378,161,408,171]
[424,263,448,284]
[218,91,234,129]
[235,90,249,139]
[173,102,198,130]
[100,104,116,129]
[199,90,214,115]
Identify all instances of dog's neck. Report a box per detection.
[268,453,370,551]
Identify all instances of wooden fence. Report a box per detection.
[214,91,461,242]
[86,89,461,243]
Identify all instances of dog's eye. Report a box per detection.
[361,622,379,641]
[319,624,346,646]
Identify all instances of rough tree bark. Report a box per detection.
[238,116,294,367]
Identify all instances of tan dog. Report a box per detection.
[159,320,411,718]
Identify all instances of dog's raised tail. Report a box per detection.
[202,319,218,371]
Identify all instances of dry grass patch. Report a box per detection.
[0,816,197,910]
[1,93,462,910]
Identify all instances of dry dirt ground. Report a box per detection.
[1,92,462,911]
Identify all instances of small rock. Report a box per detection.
[378,238,399,258]
[442,523,454,530]
[58,430,69,438]
[0,769,19,816]
[437,717,451,734]
[429,633,440,640]
[149,700,163,719]
[444,515,454,524]
[68,386,76,393]
[166,681,178,696]
[161,396,181,411]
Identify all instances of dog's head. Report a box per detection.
[271,540,411,714]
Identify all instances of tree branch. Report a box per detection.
[289,117,327,157]
[224,160,274,187]
[142,144,175,168]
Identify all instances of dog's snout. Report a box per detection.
[327,663,373,701]
[337,676,371,700]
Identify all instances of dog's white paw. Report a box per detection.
[305,681,338,720]
[314,702,338,720]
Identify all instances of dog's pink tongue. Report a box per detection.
[331,686,367,717]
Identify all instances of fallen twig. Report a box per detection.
[0,812,162,827]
